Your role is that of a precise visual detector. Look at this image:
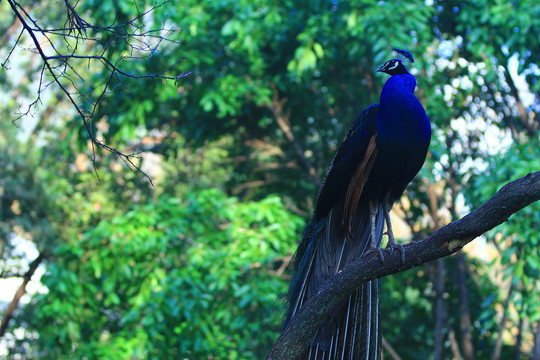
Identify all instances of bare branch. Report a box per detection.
[266,84,320,185]
[382,337,403,360]
[3,0,191,184]
[0,252,46,338]
[0,271,25,279]
[268,171,540,360]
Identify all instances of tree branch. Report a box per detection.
[382,336,403,360]
[0,252,46,338]
[266,84,320,185]
[267,171,540,360]
[501,62,537,137]
[3,0,190,184]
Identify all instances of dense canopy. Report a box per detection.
[0,0,539,359]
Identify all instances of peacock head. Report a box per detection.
[377,48,414,75]
[376,59,409,75]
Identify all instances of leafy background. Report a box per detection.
[0,0,539,359]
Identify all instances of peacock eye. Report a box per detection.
[386,60,399,71]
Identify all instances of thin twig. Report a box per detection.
[4,0,191,184]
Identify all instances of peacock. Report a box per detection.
[283,49,431,360]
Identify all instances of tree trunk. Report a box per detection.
[492,279,515,360]
[433,258,446,360]
[457,252,475,360]
[515,311,523,360]
[533,320,540,360]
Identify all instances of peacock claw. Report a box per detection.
[382,205,405,264]
[385,230,406,264]
[386,243,406,264]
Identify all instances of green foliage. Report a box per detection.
[467,138,540,327]
[27,189,302,359]
[0,124,56,259]
[2,0,539,359]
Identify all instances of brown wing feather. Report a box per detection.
[343,134,378,240]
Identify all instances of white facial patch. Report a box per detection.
[386,60,399,71]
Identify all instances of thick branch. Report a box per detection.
[267,171,540,360]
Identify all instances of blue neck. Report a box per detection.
[376,74,430,142]
[381,74,417,99]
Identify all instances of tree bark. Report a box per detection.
[0,252,46,338]
[267,171,540,360]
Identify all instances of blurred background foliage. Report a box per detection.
[0,0,539,359]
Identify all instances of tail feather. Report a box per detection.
[357,280,381,359]
[285,200,384,359]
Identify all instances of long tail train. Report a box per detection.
[284,200,384,360]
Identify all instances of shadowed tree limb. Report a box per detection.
[267,171,540,360]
